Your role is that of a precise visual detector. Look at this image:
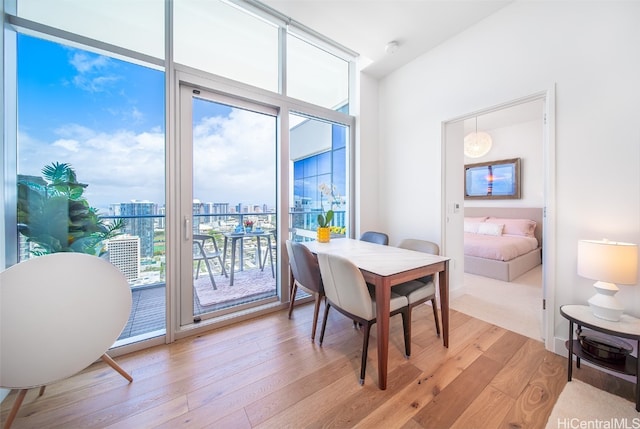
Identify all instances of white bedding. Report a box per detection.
[464,232,539,262]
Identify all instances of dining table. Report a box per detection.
[304,238,450,390]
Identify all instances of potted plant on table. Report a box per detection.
[317,182,345,243]
[244,219,254,233]
[317,209,333,243]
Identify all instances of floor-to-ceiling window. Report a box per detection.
[15,34,167,345]
[3,0,356,352]
[289,113,349,241]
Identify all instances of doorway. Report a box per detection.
[178,85,278,326]
[442,90,556,349]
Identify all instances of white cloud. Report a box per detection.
[52,139,80,152]
[193,108,276,207]
[68,51,120,93]
[18,107,276,212]
[69,51,111,74]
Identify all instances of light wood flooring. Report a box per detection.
[1,302,635,428]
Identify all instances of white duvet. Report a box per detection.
[464,232,539,261]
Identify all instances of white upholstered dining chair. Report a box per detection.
[317,252,410,385]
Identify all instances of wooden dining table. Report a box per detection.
[304,238,450,390]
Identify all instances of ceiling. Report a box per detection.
[261,0,513,78]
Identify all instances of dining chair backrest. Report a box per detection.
[285,240,300,281]
[360,231,389,245]
[398,239,439,255]
[398,238,439,283]
[290,241,323,295]
[317,253,375,320]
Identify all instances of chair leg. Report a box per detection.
[201,256,217,290]
[4,389,28,429]
[269,246,275,278]
[262,244,275,278]
[319,303,331,345]
[287,283,298,319]
[431,298,441,337]
[195,260,202,279]
[360,322,372,385]
[101,353,133,382]
[216,255,228,277]
[311,293,322,341]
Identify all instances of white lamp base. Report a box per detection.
[588,281,624,321]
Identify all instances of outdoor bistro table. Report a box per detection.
[222,230,274,286]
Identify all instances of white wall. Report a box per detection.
[373,1,640,350]
[356,72,381,235]
[464,119,544,208]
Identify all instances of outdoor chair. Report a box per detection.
[286,240,325,341]
[392,239,441,356]
[317,252,410,385]
[261,234,277,278]
[360,231,389,245]
[193,234,227,290]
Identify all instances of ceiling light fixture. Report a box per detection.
[385,41,399,54]
[464,131,493,158]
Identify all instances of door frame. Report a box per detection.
[441,87,556,351]
[176,83,280,328]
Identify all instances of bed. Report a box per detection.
[463,207,543,282]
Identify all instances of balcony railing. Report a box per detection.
[17,209,347,344]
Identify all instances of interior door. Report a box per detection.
[178,85,278,326]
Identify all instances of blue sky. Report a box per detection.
[17,34,276,212]
[18,35,164,141]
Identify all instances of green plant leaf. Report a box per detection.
[325,210,334,225]
[16,162,123,255]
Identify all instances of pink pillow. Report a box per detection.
[486,217,536,237]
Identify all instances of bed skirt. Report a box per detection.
[464,247,541,282]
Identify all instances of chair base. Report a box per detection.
[2,354,131,429]
[288,282,324,342]
[319,301,410,385]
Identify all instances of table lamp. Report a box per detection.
[577,239,638,321]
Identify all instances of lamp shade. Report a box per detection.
[577,239,638,285]
[464,131,492,158]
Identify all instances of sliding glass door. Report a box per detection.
[179,86,278,325]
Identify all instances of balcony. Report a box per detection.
[98,211,341,344]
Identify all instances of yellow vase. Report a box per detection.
[317,227,331,243]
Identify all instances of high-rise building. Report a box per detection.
[201,202,215,223]
[117,200,157,258]
[193,199,204,234]
[156,205,166,230]
[108,236,140,281]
